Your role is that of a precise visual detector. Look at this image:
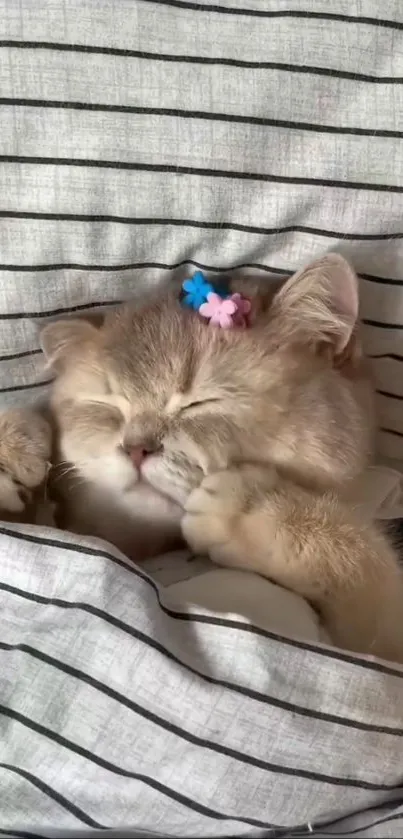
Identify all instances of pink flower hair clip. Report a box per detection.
[199,291,251,330]
[180,271,251,329]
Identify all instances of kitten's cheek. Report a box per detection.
[141,456,197,507]
[78,451,138,492]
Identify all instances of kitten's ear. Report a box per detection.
[271,253,359,353]
[40,319,99,371]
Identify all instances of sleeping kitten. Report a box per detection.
[1,253,403,661]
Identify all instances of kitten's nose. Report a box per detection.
[126,446,146,469]
[124,441,162,469]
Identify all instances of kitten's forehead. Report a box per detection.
[102,296,214,397]
[98,295,277,416]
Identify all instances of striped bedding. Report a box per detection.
[1,1,403,836]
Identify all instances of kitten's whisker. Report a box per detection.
[52,463,79,484]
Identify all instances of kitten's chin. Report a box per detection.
[66,451,183,534]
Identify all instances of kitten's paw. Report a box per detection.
[182,464,275,563]
[182,469,244,554]
[0,409,52,512]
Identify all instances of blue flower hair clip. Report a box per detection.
[181,271,251,329]
[182,271,214,311]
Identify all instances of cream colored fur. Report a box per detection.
[0,253,402,662]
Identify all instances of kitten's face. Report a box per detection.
[46,296,281,507]
[42,255,374,511]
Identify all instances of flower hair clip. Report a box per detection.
[181,271,251,329]
[182,271,214,310]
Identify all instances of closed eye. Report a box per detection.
[181,398,221,413]
[84,394,130,417]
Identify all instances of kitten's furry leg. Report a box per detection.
[0,408,52,522]
[183,465,403,662]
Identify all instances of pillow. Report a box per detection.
[1,523,403,837]
[0,0,403,464]
[1,1,403,836]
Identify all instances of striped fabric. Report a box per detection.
[1,523,403,839]
[0,0,403,460]
[2,0,403,836]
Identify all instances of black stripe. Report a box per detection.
[1,98,402,138]
[0,210,399,241]
[308,801,399,837]
[361,272,403,287]
[0,299,118,320]
[319,811,403,836]
[0,705,278,830]
[0,830,47,838]
[2,41,403,84]
[370,353,403,361]
[0,257,402,291]
[0,257,288,275]
[0,259,288,278]
[1,525,403,679]
[2,155,402,193]
[380,427,403,438]
[363,318,403,329]
[1,641,400,793]
[3,580,402,737]
[0,763,104,828]
[0,379,51,394]
[0,348,41,362]
[138,0,403,30]
[377,389,403,401]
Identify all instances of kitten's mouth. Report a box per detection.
[137,471,184,509]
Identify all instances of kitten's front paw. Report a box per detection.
[182,469,244,555]
[0,409,52,513]
[182,464,275,566]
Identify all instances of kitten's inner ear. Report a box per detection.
[271,253,359,354]
[40,319,100,371]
